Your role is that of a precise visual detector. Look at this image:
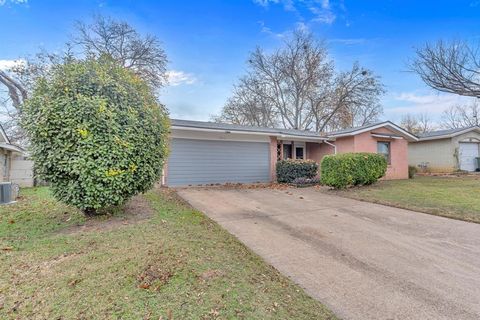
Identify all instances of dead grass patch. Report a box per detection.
[59,194,154,235]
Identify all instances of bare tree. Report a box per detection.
[213,76,278,127]
[215,30,385,132]
[246,30,333,130]
[0,15,168,145]
[74,15,168,88]
[315,63,384,132]
[441,101,480,129]
[411,40,480,98]
[400,113,436,134]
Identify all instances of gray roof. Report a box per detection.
[327,121,389,136]
[171,119,328,139]
[418,126,480,139]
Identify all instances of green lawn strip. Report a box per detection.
[332,176,480,223]
[0,187,336,319]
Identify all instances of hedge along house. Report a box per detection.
[163,119,417,186]
[409,126,480,172]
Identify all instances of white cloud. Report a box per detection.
[253,0,279,7]
[0,0,28,6]
[0,59,25,71]
[253,0,340,26]
[295,21,309,32]
[308,2,336,24]
[259,21,285,38]
[166,70,197,86]
[386,91,475,117]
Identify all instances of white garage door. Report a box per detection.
[166,138,271,186]
[459,142,479,171]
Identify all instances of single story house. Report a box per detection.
[0,125,34,187]
[409,126,480,172]
[163,119,417,186]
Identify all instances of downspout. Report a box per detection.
[324,140,337,154]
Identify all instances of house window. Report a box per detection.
[377,141,391,164]
[283,144,292,159]
[295,147,304,159]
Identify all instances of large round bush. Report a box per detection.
[22,58,169,214]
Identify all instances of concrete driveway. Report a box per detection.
[177,187,480,320]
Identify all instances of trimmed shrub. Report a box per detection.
[276,159,318,183]
[321,153,387,189]
[22,57,169,215]
[408,165,417,179]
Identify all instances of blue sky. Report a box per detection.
[1,0,480,123]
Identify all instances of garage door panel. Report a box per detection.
[167,138,270,186]
[459,142,479,171]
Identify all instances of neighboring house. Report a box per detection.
[163,119,417,186]
[409,126,480,172]
[0,125,34,187]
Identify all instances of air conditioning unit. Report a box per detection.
[0,182,12,204]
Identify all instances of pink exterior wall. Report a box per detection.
[269,136,278,181]
[334,136,355,154]
[306,142,334,163]
[334,127,409,180]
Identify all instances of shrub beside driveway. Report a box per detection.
[0,187,336,319]
[330,176,480,223]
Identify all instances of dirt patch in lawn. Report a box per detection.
[58,194,154,235]
[137,248,189,291]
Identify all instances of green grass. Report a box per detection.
[0,187,335,320]
[333,176,480,223]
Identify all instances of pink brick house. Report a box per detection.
[164,120,417,186]
[320,122,417,180]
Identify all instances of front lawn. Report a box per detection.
[0,187,335,319]
[332,176,480,223]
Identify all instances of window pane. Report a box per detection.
[295,147,304,159]
[283,144,292,159]
[377,142,391,164]
[377,142,388,153]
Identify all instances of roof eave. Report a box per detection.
[171,125,327,141]
[0,143,25,153]
[327,122,418,142]
[417,126,480,141]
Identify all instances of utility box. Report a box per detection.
[0,182,12,204]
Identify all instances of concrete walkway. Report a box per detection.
[177,187,480,320]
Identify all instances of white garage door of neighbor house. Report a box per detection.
[459,142,479,171]
[166,138,271,186]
